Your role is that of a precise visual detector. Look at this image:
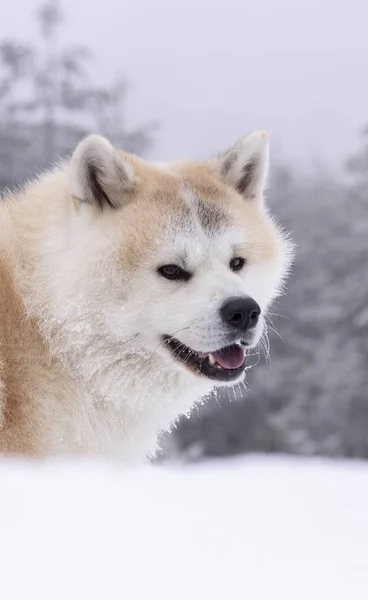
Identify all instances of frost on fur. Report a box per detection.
[69,134,135,210]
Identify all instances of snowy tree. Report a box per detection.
[0,1,156,190]
[346,125,368,203]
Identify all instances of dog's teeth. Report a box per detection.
[208,353,216,366]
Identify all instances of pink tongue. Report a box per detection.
[212,345,245,370]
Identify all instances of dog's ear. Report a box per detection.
[210,130,269,202]
[69,135,135,210]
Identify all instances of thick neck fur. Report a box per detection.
[0,171,212,461]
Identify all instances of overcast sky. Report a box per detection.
[1,0,368,169]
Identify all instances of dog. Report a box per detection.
[0,130,291,461]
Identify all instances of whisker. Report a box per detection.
[267,312,289,320]
[265,316,286,344]
[146,327,190,365]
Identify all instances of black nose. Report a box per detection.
[220,297,261,331]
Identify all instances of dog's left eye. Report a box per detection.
[230,257,246,272]
[158,265,191,281]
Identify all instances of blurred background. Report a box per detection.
[1,0,367,461]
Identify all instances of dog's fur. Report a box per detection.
[0,131,291,461]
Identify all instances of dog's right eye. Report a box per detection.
[158,265,191,281]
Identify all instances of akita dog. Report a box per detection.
[0,131,291,460]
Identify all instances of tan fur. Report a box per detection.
[0,132,291,460]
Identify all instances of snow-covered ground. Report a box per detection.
[0,456,367,599]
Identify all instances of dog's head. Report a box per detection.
[65,131,291,387]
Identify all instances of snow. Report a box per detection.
[0,456,368,599]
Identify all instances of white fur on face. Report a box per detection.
[96,195,284,374]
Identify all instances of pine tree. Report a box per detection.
[0,0,155,190]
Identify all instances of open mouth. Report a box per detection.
[162,335,246,382]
